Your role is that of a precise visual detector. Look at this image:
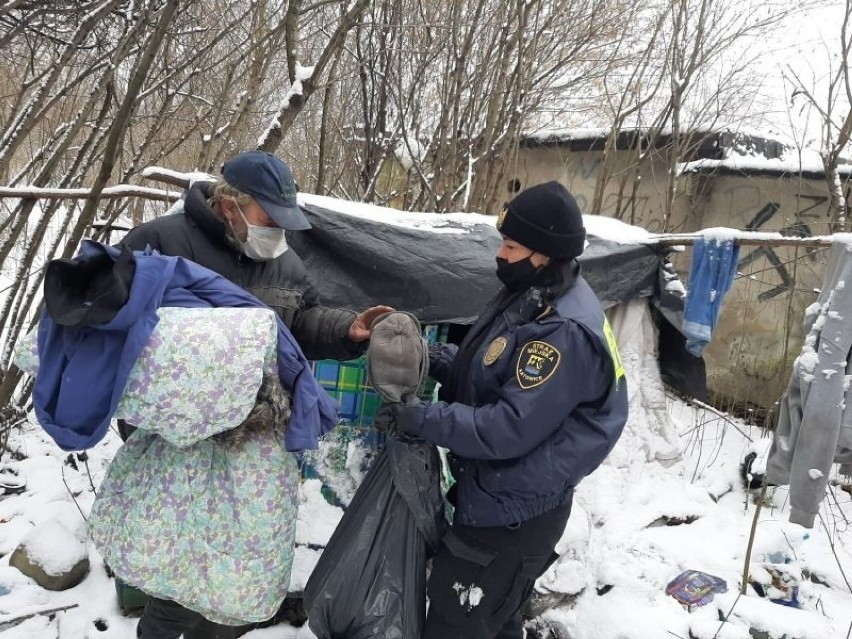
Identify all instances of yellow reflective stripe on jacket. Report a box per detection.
[602,317,625,385]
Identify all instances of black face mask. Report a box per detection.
[496,256,541,291]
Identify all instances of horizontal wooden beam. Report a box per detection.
[0,185,180,202]
[647,232,847,248]
[1,176,850,253]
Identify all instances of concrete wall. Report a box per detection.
[505,145,834,409]
[688,174,829,408]
[504,146,695,233]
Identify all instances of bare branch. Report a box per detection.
[258,0,370,153]
[63,0,180,257]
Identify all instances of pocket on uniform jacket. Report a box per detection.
[442,527,499,567]
[518,552,556,578]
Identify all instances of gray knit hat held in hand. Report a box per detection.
[366,311,428,404]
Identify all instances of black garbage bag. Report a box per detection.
[304,432,446,639]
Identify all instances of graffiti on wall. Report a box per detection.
[735,194,826,301]
[562,157,662,231]
[526,155,832,301]
[570,192,657,230]
[563,156,600,215]
[566,156,602,182]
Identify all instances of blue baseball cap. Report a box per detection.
[221,151,311,230]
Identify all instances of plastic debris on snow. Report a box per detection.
[666,570,728,608]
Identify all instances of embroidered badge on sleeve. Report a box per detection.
[515,340,561,389]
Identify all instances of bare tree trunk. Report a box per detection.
[786,0,852,233]
[284,0,301,84]
[0,0,126,176]
[827,1,852,232]
[316,47,343,195]
[258,0,370,153]
[0,78,114,273]
[62,0,179,258]
[824,110,852,232]
[592,5,667,216]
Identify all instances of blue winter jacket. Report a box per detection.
[34,240,339,452]
[414,275,628,527]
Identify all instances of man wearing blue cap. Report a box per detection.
[119,152,391,638]
[122,151,391,360]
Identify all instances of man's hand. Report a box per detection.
[348,305,395,342]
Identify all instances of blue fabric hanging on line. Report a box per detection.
[683,237,740,357]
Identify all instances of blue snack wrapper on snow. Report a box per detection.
[666,569,728,607]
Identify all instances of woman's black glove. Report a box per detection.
[373,401,427,437]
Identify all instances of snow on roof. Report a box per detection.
[523,126,618,143]
[676,146,847,178]
[521,123,747,146]
[522,123,797,147]
[522,123,785,145]
[139,166,650,244]
[521,125,852,179]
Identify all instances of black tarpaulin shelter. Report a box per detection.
[287,197,706,401]
[289,201,661,323]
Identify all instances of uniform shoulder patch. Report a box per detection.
[515,340,561,389]
[483,336,508,366]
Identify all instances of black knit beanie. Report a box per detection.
[497,181,586,260]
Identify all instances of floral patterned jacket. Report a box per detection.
[20,307,300,625]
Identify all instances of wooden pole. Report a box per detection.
[647,233,845,248]
[0,185,179,202]
[0,603,79,631]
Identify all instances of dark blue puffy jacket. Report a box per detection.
[417,274,628,527]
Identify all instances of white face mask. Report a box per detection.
[228,199,288,260]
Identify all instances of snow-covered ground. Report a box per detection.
[0,381,850,638]
[0,195,849,638]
